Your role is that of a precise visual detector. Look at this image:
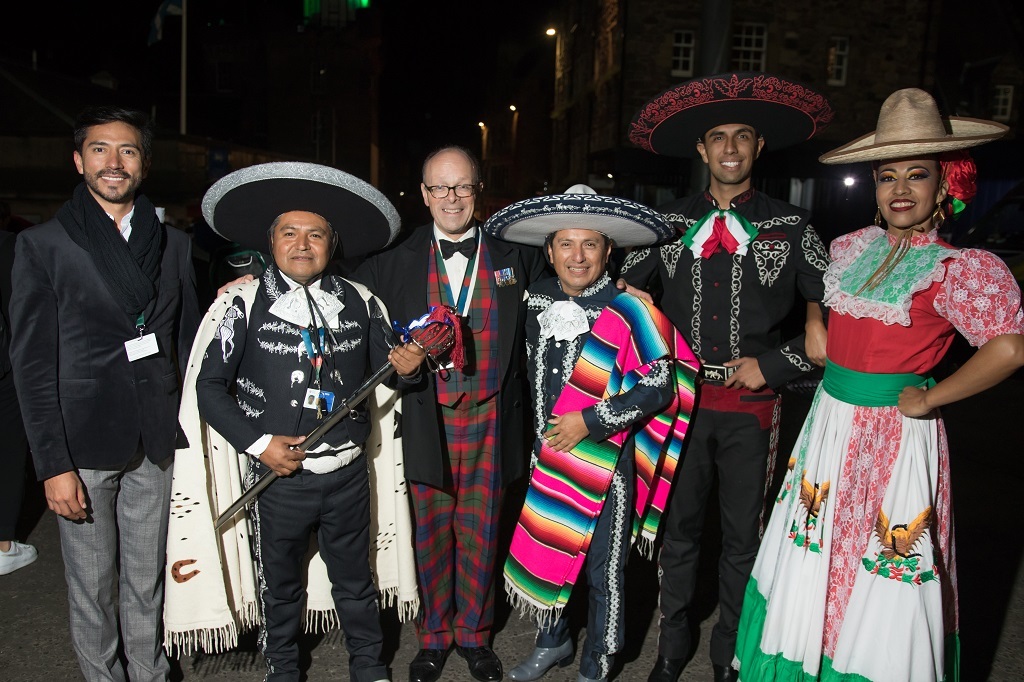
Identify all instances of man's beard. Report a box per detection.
[83,170,142,205]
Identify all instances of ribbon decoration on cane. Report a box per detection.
[680,209,759,258]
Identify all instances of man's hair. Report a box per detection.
[73,106,153,162]
[421,145,482,185]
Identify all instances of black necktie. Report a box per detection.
[438,238,476,260]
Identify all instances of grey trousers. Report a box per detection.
[59,453,173,682]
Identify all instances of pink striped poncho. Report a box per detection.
[504,293,699,623]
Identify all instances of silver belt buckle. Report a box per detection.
[701,363,735,383]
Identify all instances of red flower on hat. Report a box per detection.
[940,150,977,216]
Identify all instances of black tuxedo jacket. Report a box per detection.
[354,223,546,489]
[9,218,200,480]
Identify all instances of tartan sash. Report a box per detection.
[428,238,499,405]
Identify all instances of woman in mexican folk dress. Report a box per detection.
[735,89,1024,682]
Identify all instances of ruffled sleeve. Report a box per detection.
[934,248,1024,347]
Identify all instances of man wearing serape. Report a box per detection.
[482,185,699,682]
[170,162,424,682]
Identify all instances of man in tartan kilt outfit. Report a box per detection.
[355,146,546,682]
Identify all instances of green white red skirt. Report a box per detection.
[735,363,958,681]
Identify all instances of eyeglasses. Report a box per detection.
[425,184,479,199]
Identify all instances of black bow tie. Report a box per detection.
[438,238,476,260]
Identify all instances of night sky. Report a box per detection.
[0,0,556,154]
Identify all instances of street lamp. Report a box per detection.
[545,27,556,36]
[478,121,489,161]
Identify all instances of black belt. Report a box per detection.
[700,363,735,385]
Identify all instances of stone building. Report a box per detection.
[546,0,1023,238]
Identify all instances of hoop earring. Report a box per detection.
[931,204,945,231]
[874,208,883,227]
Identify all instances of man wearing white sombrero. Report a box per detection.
[166,162,425,682]
[620,72,834,682]
[483,185,699,682]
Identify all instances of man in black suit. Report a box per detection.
[356,146,545,682]
[9,106,199,682]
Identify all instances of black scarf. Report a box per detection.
[56,183,163,318]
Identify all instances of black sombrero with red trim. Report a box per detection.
[629,72,835,158]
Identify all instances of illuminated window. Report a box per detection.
[731,23,766,72]
[671,30,696,77]
[827,36,849,86]
[992,84,1014,122]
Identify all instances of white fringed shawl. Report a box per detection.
[163,278,419,655]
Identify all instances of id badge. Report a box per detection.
[303,388,335,412]
[124,333,159,362]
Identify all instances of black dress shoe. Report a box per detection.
[713,663,738,682]
[409,648,451,682]
[647,655,686,682]
[457,645,504,681]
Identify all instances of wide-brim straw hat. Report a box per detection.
[629,72,835,158]
[819,88,1008,164]
[202,162,400,256]
[482,184,675,247]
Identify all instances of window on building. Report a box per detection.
[671,30,696,77]
[992,84,1014,122]
[731,23,767,72]
[827,36,849,86]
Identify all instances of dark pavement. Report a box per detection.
[2,377,1023,680]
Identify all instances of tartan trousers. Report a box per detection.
[410,398,501,649]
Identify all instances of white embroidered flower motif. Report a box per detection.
[237,376,266,401]
[751,240,790,287]
[290,370,305,387]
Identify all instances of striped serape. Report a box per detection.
[504,293,698,623]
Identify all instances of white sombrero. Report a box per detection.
[819,88,1008,164]
[202,162,400,256]
[482,184,674,247]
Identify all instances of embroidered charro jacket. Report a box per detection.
[620,189,828,388]
[525,273,672,461]
[196,266,402,453]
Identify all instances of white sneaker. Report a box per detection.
[0,541,38,575]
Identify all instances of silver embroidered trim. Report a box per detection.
[329,369,344,385]
[290,370,305,386]
[753,214,802,231]
[781,345,812,372]
[620,248,649,275]
[236,376,266,402]
[262,268,282,302]
[690,258,703,357]
[638,359,671,388]
[730,253,742,359]
[802,225,829,272]
[751,239,790,287]
[661,241,686,279]
[258,339,306,359]
[600,470,628,680]
[531,334,551,443]
[258,320,300,335]
[594,401,642,432]
[528,293,555,311]
[237,399,264,419]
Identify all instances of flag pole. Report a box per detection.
[179,0,187,135]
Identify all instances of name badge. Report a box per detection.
[124,333,159,362]
[303,388,335,412]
